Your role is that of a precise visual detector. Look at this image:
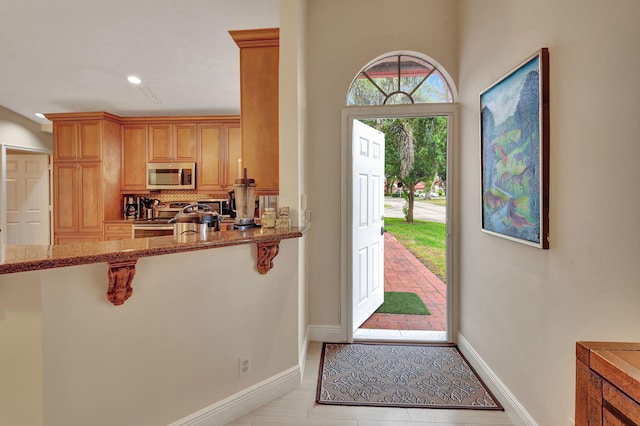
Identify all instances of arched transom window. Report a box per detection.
[347,54,453,105]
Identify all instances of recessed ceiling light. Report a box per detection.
[34,112,45,119]
[127,75,142,85]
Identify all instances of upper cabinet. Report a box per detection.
[197,118,242,191]
[53,119,103,162]
[119,116,241,193]
[121,123,148,192]
[230,28,279,195]
[148,123,197,163]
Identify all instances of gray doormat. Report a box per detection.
[317,342,503,410]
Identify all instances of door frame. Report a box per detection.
[0,144,52,249]
[341,103,458,343]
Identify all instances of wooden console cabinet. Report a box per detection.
[576,341,640,425]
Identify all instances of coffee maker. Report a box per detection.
[230,168,257,230]
[124,196,139,219]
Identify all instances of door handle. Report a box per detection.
[381,226,384,236]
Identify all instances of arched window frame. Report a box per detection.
[346,52,457,106]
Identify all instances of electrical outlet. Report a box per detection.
[239,355,251,377]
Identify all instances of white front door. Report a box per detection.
[6,154,51,245]
[352,119,385,331]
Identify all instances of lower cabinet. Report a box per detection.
[53,162,105,243]
[54,234,103,245]
[104,222,133,240]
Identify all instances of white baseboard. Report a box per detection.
[299,328,310,372]
[168,365,301,426]
[308,324,345,343]
[457,333,537,426]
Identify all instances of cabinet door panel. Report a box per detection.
[53,163,77,232]
[104,233,132,241]
[174,124,197,162]
[197,124,222,190]
[55,234,102,245]
[78,120,102,160]
[148,124,172,162]
[121,124,148,191]
[227,124,242,186]
[78,163,103,233]
[54,122,77,161]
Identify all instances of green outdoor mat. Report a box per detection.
[375,291,430,315]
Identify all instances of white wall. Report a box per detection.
[0,270,43,426]
[305,0,459,327]
[0,242,300,426]
[0,106,51,151]
[458,0,640,424]
[280,0,309,360]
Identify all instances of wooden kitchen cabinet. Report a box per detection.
[52,161,104,241]
[576,341,640,425]
[104,221,133,240]
[46,112,122,245]
[230,28,279,194]
[53,119,102,162]
[148,123,196,163]
[197,118,242,191]
[121,124,148,192]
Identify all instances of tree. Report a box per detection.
[381,117,448,223]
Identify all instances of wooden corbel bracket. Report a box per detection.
[107,259,137,306]
[256,241,280,274]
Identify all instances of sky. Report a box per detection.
[481,55,540,126]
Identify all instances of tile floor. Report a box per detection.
[361,232,447,331]
[225,341,514,426]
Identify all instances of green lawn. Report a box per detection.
[384,217,446,282]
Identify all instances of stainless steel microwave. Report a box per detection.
[146,162,195,190]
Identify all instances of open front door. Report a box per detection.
[352,119,385,331]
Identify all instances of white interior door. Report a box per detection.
[6,154,50,245]
[352,119,385,331]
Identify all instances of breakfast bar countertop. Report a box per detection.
[0,227,305,275]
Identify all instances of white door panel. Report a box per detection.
[352,119,385,331]
[6,154,50,245]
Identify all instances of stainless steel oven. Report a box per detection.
[132,223,173,238]
[131,201,192,238]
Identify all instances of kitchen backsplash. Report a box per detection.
[123,191,230,203]
[122,192,279,219]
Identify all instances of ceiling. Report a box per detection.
[0,0,280,126]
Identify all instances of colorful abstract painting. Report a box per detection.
[480,48,549,248]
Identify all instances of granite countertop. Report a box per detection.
[0,227,305,274]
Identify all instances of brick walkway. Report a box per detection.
[360,232,447,331]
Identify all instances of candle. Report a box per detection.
[237,158,242,179]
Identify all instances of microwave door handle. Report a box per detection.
[178,168,183,185]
